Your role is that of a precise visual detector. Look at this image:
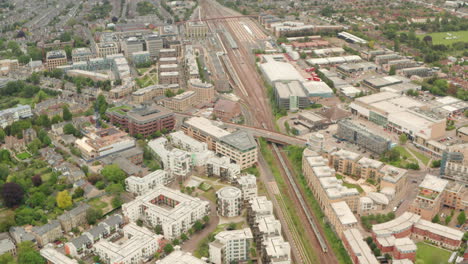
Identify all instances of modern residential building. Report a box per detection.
[209,228,253,264]
[170,131,208,152]
[248,196,274,225]
[148,137,191,178]
[237,174,258,202]
[157,248,206,264]
[206,155,241,182]
[162,91,196,112]
[337,119,392,154]
[57,203,90,232]
[125,170,169,196]
[0,104,33,128]
[330,201,358,239]
[132,84,179,103]
[216,130,258,170]
[75,127,136,161]
[184,45,199,79]
[93,223,163,264]
[107,104,175,137]
[408,174,449,221]
[46,50,67,70]
[159,71,180,85]
[182,116,231,151]
[122,187,210,239]
[262,236,291,264]
[160,48,178,58]
[41,246,79,264]
[217,186,243,217]
[343,229,379,264]
[440,144,468,183]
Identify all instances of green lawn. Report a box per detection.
[416,242,452,264]
[108,105,131,115]
[342,182,364,193]
[390,146,418,168]
[417,31,468,45]
[89,198,108,209]
[16,152,32,160]
[408,148,431,165]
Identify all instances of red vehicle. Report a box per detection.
[307,77,313,81]
[305,67,315,72]
[313,77,321,81]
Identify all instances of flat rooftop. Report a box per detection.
[219,130,257,152]
[331,201,357,225]
[184,116,230,139]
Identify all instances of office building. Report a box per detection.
[145,34,163,58]
[159,63,179,72]
[96,42,120,57]
[159,71,180,85]
[107,104,175,137]
[46,50,67,70]
[122,37,143,57]
[123,187,209,239]
[131,51,150,65]
[94,223,163,264]
[440,144,468,183]
[162,91,196,112]
[337,120,391,154]
[125,170,169,196]
[213,99,241,122]
[72,48,93,63]
[185,45,199,79]
[209,228,253,264]
[188,78,215,105]
[274,80,310,111]
[216,131,258,170]
[182,116,231,151]
[217,186,243,217]
[185,21,209,39]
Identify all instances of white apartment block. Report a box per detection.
[170,131,208,152]
[263,236,291,264]
[148,138,191,177]
[0,104,33,128]
[237,174,258,201]
[257,215,282,242]
[209,228,253,264]
[206,156,241,182]
[122,186,210,239]
[41,246,79,264]
[249,196,274,221]
[125,170,170,196]
[93,223,162,264]
[156,247,206,264]
[216,186,243,217]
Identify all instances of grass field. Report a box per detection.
[417,30,468,45]
[16,152,31,160]
[416,242,452,264]
[408,148,431,165]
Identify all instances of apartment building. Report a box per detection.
[379,165,408,201]
[46,50,67,70]
[216,131,258,170]
[94,223,163,264]
[185,45,199,79]
[206,156,241,182]
[125,170,169,196]
[75,127,136,161]
[57,203,90,232]
[107,104,175,137]
[328,149,361,176]
[72,48,93,63]
[337,120,391,154]
[209,228,253,264]
[132,84,179,103]
[0,59,18,75]
[159,71,180,85]
[122,186,210,239]
[217,186,243,217]
[254,215,282,249]
[262,236,291,264]
[41,247,79,264]
[148,137,191,178]
[162,91,196,112]
[409,174,449,221]
[0,104,33,128]
[237,174,258,202]
[188,78,215,105]
[343,229,379,264]
[412,219,464,250]
[157,248,206,264]
[31,220,62,247]
[160,57,178,65]
[302,152,360,216]
[95,42,119,57]
[248,196,274,226]
[170,131,208,152]
[182,116,231,151]
[213,99,241,122]
[440,143,468,183]
[330,201,358,239]
[159,63,179,72]
[121,37,144,57]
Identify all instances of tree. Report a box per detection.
[106,183,124,194]
[193,220,204,231]
[0,165,9,181]
[431,160,441,168]
[389,65,396,75]
[62,105,72,121]
[86,208,103,225]
[1,182,24,208]
[458,211,466,226]
[63,123,77,136]
[72,187,84,199]
[432,214,440,223]
[173,238,180,245]
[423,35,432,44]
[56,190,72,209]
[17,241,45,264]
[445,215,452,225]
[0,252,15,264]
[399,134,408,145]
[111,195,123,208]
[101,164,126,183]
[32,174,42,186]
[154,225,163,235]
[136,219,143,226]
[203,215,210,223]
[181,233,188,241]
[0,129,5,142]
[163,243,174,254]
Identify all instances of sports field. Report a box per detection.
[417,30,468,45]
[416,242,452,264]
